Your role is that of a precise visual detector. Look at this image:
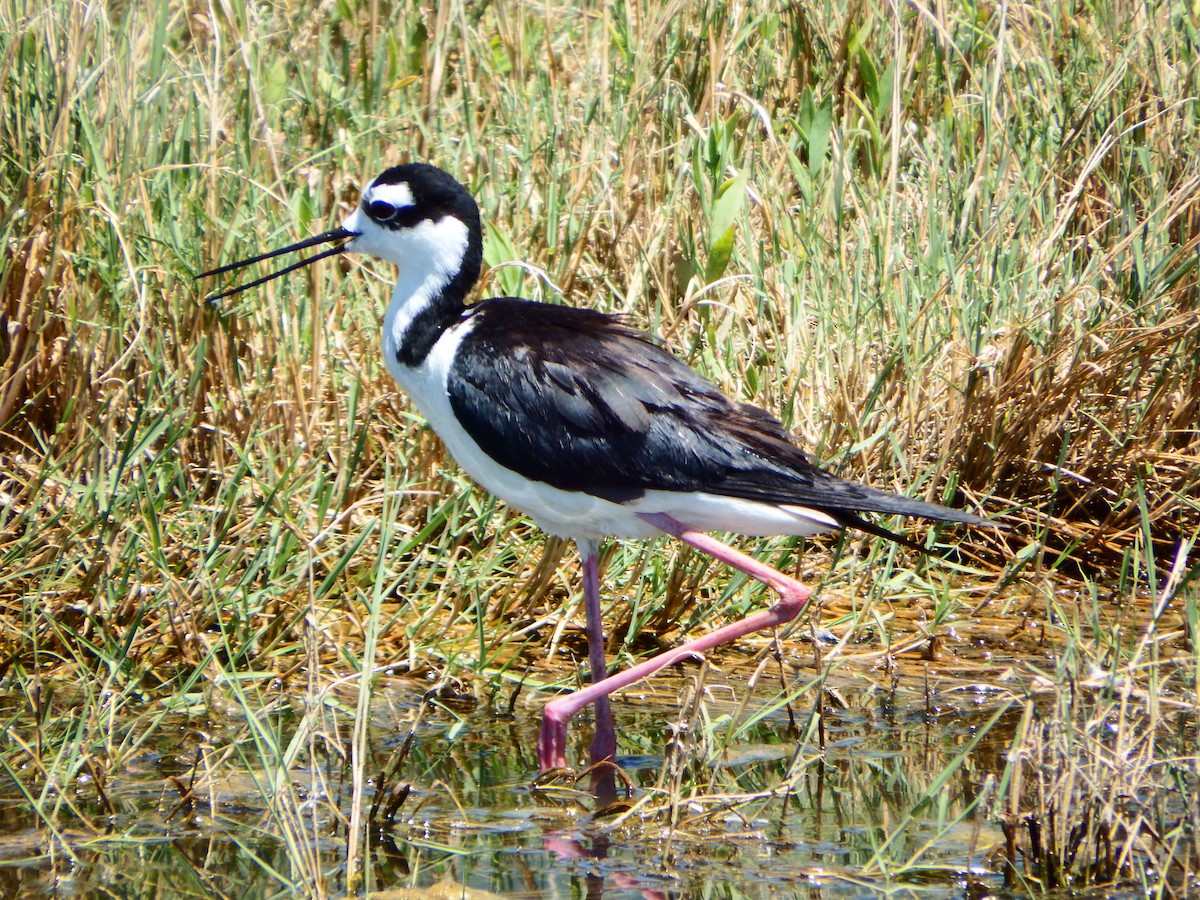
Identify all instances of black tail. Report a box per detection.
[827,503,998,557]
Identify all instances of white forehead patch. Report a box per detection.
[366,181,416,209]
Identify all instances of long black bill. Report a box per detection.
[199,226,357,303]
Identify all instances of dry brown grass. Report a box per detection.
[1,0,1198,893]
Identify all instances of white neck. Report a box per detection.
[341,209,473,375]
[381,266,454,373]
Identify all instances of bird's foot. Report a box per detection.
[537,702,572,773]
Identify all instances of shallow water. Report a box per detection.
[0,661,1031,898]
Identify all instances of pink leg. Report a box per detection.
[537,514,815,772]
[579,538,616,765]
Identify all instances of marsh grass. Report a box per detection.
[2,0,1199,895]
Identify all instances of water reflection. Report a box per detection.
[0,670,1017,898]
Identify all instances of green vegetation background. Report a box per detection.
[1,0,1198,893]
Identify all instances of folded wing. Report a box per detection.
[446,299,983,531]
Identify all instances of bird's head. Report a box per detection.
[201,162,482,303]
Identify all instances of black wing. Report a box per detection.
[446,299,983,527]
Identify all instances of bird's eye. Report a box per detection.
[366,200,396,221]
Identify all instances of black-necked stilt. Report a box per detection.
[201,163,987,773]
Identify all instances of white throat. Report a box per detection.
[341,207,472,378]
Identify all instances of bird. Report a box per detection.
[200,162,987,774]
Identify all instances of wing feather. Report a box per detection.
[446,299,984,525]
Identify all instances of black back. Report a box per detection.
[446,299,982,527]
